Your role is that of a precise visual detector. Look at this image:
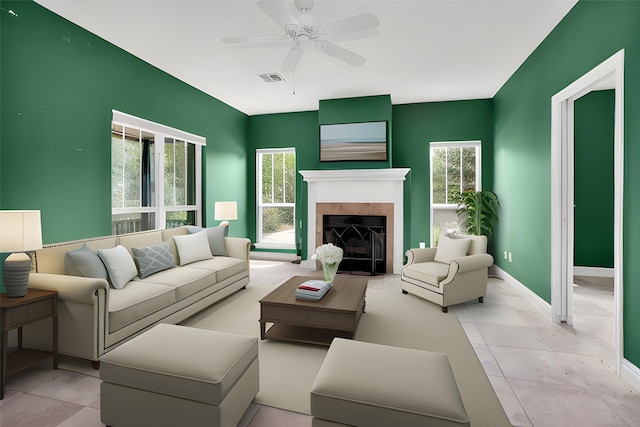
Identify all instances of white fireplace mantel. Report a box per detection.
[300,168,410,274]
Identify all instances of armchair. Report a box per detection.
[401,235,494,312]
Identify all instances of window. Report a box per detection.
[430,141,481,244]
[111,111,204,235]
[256,148,296,248]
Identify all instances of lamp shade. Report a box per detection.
[214,202,238,221]
[0,210,43,253]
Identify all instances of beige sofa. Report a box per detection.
[25,226,250,366]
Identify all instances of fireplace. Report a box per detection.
[323,214,386,275]
[299,168,410,274]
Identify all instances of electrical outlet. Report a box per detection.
[508,252,513,262]
[419,242,426,248]
[504,251,508,260]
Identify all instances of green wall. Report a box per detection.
[493,0,640,365]
[247,99,494,260]
[247,111,318,257]
[574,90,614,268]
[0,1,248,289]
[319,95,393,169]
[392,100,495,251]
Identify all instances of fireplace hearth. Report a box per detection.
[323,215,386,275]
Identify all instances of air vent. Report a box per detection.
[258,73,286,83]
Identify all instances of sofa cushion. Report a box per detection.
[132,242,176,279]
[64,244,108,280]
[403,262,450,290]
[137,266,217,301]
[173,230,213,266]
[185,257,247,283]
[434,235,471,264]
[98,245,139,289]
[108,282,176,332]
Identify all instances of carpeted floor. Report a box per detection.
[182,277,511,426]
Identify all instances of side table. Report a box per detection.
[1,288,58,399]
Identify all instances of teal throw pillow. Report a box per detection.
[64,244,108,280]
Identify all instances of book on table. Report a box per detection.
[295,280,332,300]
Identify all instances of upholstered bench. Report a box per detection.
[310,338,469,427]
[99,323,259,427]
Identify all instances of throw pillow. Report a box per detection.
[173,230,213,266]
[187,225,228,256]
[132,242,176,279]
[97,245,139,289]
[64,244,108,280]
[434,235,471,264]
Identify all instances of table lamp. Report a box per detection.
[214,202,237,236]
[0,210,43,297]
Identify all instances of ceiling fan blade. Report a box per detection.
[282,47,304,73]
[314,40,366,67]
[257,0,299,30]
[323,12,380,34]
[222,35,288,44]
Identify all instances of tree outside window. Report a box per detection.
[257,149,296,247]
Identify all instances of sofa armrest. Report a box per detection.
[405,248,437,266]
[28,272,109,304]
[224,237,251,261]
[451,253,494,274]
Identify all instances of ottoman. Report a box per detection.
[310,338,469,427]
[99,324,259,427]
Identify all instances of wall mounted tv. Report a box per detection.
[320,121,388,162]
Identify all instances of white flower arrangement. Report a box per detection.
[312,243,343,265]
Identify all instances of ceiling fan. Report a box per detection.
[222,0,380,74]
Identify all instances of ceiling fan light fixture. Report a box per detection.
[294,0,314,13]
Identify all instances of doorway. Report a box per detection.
[550,50,624,373]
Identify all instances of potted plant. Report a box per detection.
[453,190,499,236]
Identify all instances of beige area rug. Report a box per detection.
[182,280,511,426]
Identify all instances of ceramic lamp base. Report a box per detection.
[3,252,32,297]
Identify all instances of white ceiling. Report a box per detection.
[34,0,577,116]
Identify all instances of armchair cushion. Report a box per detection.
[434,235,471,264]
[402,261,450,288]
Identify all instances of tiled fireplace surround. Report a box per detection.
[300,168,410,274]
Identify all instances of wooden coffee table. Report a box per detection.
[259,275,368,346]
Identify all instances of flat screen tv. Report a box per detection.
[320,121,388,162]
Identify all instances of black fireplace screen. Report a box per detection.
[323,215,386,275]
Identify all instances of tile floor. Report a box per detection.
[1,262,638,426]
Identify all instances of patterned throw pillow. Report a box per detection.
[132,242,176,279]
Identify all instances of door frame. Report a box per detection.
[550,50,624,373]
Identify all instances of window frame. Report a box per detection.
[255,147,296,249]
[429,140,482,243]
[111,110,205,233]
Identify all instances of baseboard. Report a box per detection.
[622,359,640,392]
[573,266,614,278]
[490,265,552,320]
[249,251,298,262]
